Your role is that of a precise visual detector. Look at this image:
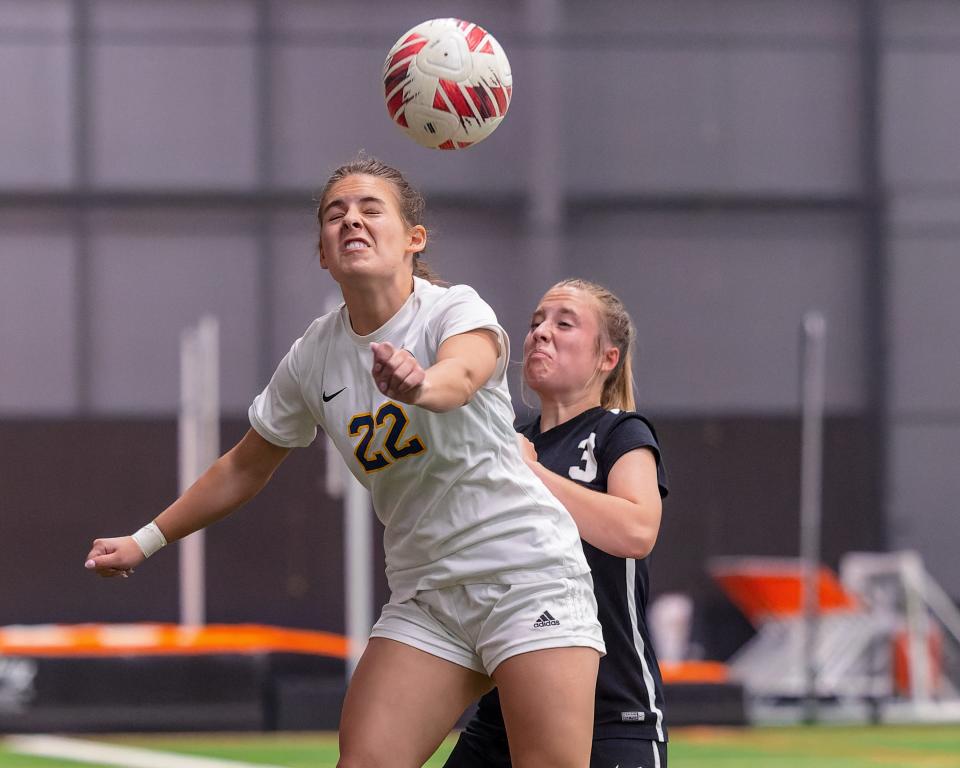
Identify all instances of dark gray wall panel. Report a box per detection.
[0,43,72,186]
[90,45,257,187]
[563,47,859,194]
[0,213,76,412]
[87,211,259,413]
[884,50,960,188]
[889,423,960,593]
[268,211,339,371]
[890,236,960,413]
[884,1,960,592]
[567,210,865,411]
[564,0,858,38]
[270,0,519,37]
[0,0,70,31]
[884,0,960,39]
[90,0,256,34]
[891,194,960,233]
[269,43,409,190]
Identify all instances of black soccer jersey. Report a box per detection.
[461,406,670,749]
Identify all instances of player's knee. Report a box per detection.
[336,754,383,768]
[337,745,423,768]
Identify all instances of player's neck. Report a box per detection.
[537,393,601,432]
[341,277,414,336]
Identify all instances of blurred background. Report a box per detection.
[2,0,959,744]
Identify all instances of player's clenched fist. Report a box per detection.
[516,433,538,465]
[370,341,425,404]
[84,536,145,578]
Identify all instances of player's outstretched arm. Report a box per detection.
[370,329,499,412]
[84,429,291,578]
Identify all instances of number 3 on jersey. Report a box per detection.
[568,431,598,483]
[349,401,426,473]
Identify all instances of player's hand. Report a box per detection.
[517,434,538,465]
[370,342,425,404]
[84,536,145,579]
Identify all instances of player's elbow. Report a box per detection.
[622,502,662,559]
[624,524,660,559]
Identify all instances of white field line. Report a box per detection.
[5,734,289,768]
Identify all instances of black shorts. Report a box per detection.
[444,731,667,768]
[591,737,667,768]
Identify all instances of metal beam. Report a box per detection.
[70,0,92,412]
[254,0,274,385]
[859,0,889,549]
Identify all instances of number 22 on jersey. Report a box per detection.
[348,401,426,473]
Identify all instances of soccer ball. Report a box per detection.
[383,18,513,150]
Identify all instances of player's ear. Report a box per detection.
[318,243,329,270]
[407,224,427,255]
[600,345,620,374]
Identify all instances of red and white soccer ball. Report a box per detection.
[383,18,513,150]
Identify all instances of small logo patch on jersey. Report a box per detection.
[532,610,560,629]
[322,387,347,402]
[620,711,645,722]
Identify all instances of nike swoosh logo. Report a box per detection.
[322,387,346,402]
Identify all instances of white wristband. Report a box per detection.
[131,522,167,559]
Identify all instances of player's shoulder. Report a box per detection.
[416,278,485,309]
[296,310,340,346]
[595,407,661,447]
[286,310,344,375]
[416,279,499,340]
[607,407,658,431]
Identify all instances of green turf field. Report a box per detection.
[2,725,959,767]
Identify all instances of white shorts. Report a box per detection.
[370,574,605,675]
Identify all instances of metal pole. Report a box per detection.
[178,316,219,628]
[322,295,373,681]
[901,551,932,705]
[71,0,92,411]
[343,473,372,680]
[800,311,827,723]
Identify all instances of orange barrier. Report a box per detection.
[710,559,858,625]
[0,623,348,659]
[1,624,730,687]
[660,660,730,685]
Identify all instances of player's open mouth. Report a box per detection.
[343,239,370,251]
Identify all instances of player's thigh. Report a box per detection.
[338,638,491,768]
[492,646,600,768]
[590,738,667,768]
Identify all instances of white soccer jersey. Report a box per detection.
[249,277,589,601]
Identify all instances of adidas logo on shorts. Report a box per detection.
[532,610,560,629]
